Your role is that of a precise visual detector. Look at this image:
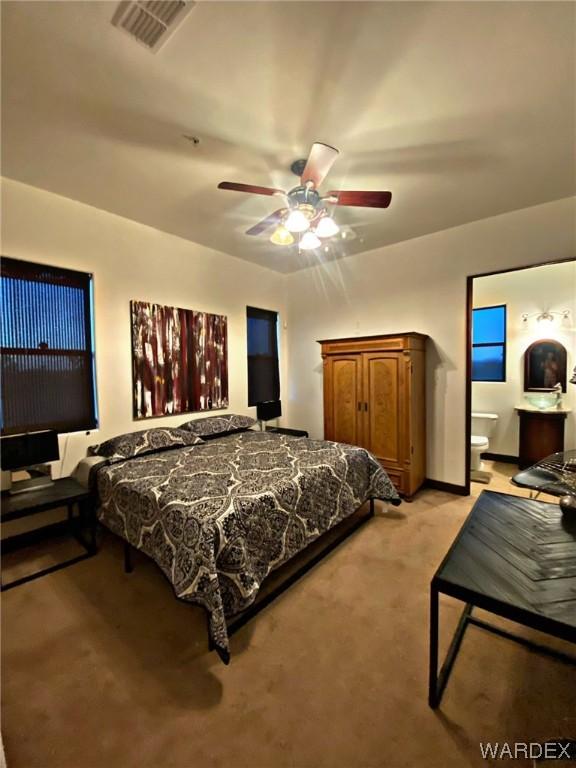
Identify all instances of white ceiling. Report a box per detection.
[2,1,575,273]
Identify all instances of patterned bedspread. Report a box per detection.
[95,431,400,662]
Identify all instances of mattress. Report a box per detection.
[94,430,400,662]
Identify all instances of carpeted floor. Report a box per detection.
[2,469,575,768]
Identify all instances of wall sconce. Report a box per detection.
[521,309,571,325]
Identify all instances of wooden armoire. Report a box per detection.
[318,333,427,499]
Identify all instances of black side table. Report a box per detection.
[1,477,97,591]
[265,427,309,438]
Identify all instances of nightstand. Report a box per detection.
[265,427,309,438]
[1,477,97,591]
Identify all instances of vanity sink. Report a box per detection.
[523,393,560,410]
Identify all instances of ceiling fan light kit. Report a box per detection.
[217,141,392,253]
[299,231,322,251]
[315,214,339,238]
[284,208,312,233]
[270,225,294,246]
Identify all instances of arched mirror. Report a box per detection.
[524,339,567,392]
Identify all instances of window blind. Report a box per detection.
[246,306,280,406]
[0,257,98,435]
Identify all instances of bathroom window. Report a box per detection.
[472,305,506,382]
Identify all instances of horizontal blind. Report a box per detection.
[0,257,97,435]
[247,306,280,406]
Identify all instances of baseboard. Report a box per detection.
[481,452,519,464]
[423,478,469,496]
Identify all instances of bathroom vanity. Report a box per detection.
[515,406,572,469]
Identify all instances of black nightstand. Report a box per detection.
[1,477,97,591]
[265,427,309,438]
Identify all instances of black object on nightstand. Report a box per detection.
[1,477,97,591]
[265,427,309,438]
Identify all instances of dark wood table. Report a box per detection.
[1,477,97,591]
[429,490,576,708]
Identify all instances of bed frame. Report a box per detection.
[121,498,375,657]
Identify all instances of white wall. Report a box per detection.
[472,261,576,456]
[284,197,576,488]
[1,178,288,478]
[2,177,575,490]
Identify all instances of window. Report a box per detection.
[246,306,280,406]
[472,305,506,382]
[0,257,98,435]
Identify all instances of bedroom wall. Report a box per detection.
[284,196,576,489]
[2,178,575,494]
[1,178,289,480]
[472,262,576,457]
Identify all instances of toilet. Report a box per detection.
[470,412,499,472]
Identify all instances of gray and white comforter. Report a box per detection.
[95,431,400,661]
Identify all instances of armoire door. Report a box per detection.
[324,355,363,445]
[361,352,403,466]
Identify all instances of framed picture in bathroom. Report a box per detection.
[524,339,567,392]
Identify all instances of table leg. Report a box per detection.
[430,597,473,709]
[89,505,97,554]
[82,498,97,555]
[124,542,134,574]
[429,585,439,708]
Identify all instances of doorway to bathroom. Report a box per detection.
[465,259,576,495]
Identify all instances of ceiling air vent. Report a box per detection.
[112,1,195,53]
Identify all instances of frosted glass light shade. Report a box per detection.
[315,215,339,238]
[270,225,294,246]
[285,208,310,233]
[299,231,321,250]
[537,311,554,326]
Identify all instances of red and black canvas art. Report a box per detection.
[131,301,228,419]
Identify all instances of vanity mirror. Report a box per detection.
[524,339,567,393]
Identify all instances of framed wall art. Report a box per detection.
[131,300,228,419]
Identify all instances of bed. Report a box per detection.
[86,418,400,663]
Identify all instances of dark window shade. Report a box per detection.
[247,306,279,406]
[0,257,98,435]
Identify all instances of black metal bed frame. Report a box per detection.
[122,498,375,657]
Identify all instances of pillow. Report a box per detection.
[179,414,256,439]
[88,427,204,462]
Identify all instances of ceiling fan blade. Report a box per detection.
[301,143,339,188]
[328,190,392,208]
[218,181,285,196]
[245,209,286,236]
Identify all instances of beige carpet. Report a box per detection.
[2,470,575,768]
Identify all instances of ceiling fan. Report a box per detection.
[217,142,392,250]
